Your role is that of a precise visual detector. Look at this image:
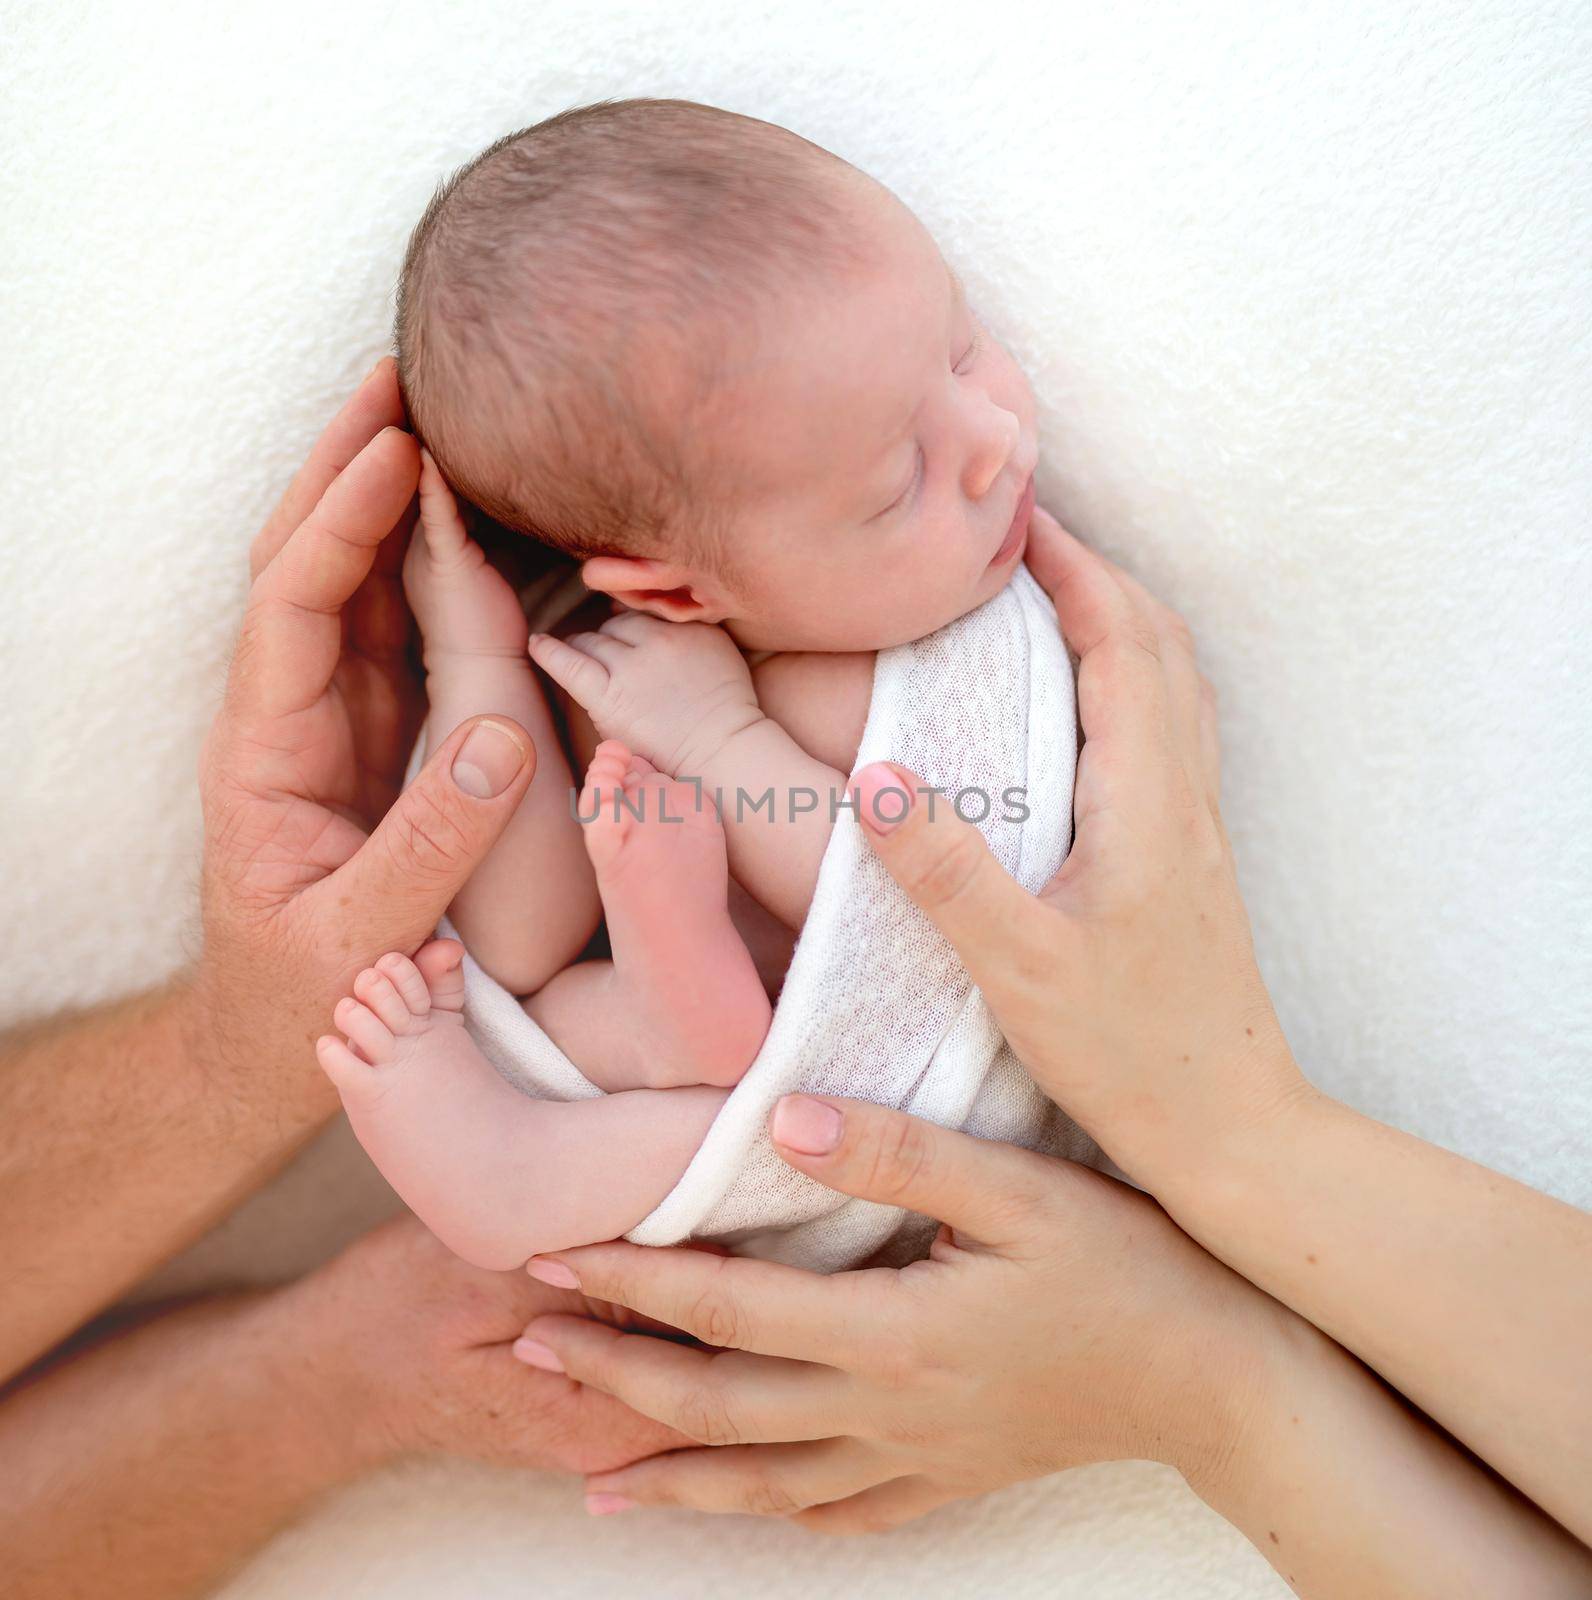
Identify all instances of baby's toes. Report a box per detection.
[354,964,422,1034]
[316,1033,378,1097]
[375,952,432,1018]
[333,995,395,1066]
[413,938,466,1013]
[586,741,632,787]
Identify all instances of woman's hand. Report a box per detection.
[509,1100,1592,1597]
[848,508,1592,1545]
[847,504,1307,1188]
[192,359,540,1122]
[515,1097,1274,1530]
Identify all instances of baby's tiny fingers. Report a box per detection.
[416,449,471,555]
[600,610,668,644]
[529,633,613,713]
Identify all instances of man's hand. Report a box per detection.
[529,611,762,779]
[1,1215,693,1600]
[193,360,539,1122]
[301,1215,691,1476]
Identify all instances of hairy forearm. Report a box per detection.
[1194,1305,1591,1598]
[1167,1084,1592,1544]
[424,653,601,992]
[694,717,849,931]
[0,981,340,1384]
[1,1287,375,1600]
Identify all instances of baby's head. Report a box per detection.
[396,98,1037,653]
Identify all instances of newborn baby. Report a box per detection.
[317,97,1054,1270]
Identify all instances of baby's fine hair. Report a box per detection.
[394,97,867,568]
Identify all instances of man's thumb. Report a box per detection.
[849,761,1035,992]
[337,716,536,950]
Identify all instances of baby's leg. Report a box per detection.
[405,449,600,993]
[525,742,772,1092]
[317,942,725,1271]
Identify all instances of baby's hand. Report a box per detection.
[403,448,529,662]
[529,612,761,778]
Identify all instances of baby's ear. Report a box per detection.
[580,555,730,624]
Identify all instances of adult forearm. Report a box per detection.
[1166,1084,1592,1544]
[1193,1307,1591,1598]
[0,978,337,1383]
[1,1287,375,1600]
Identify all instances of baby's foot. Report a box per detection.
[317,941,557,1270]
[580,741,771,1088]
[401,448,528,658]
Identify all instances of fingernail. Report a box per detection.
[525,1257,579,1289]
[771,1094,844,1155]
[511,1337,565,1373]
[850,762,913,835]
[585,1492,636,1516]
[451,719,527,798]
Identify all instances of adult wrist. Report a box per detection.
[1118,1034,1322,1221]
[184,1280,392,1495]
[1128,1264,1294,1497]
[268,1252,410,1476]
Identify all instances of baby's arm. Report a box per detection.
[530,617,871,930]
[407,453,600,991]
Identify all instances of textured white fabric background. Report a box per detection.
[3,1,1588,1596]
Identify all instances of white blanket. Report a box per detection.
[433,564,1096,1271]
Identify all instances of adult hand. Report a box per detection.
[193,359,538,1121]
[513,1096,1271,1530]
[847,505,1306,1187]
[843,510,1592,1548]
[505,1101,1592,1599]
[1,1212,698,1600]
[293,1214,690,1476]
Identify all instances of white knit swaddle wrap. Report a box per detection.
[422,563,1097,1272]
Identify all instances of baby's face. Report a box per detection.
[686,180,1039,653]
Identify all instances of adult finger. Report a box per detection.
[1198,674,1222,809]
[1023,508,1176,790]
[513,1315,859,1446]
[232,426,421,722]
[792,1474,959,1537]
[847,760,1045,1007]
[523,1241,888,1366]
[583,1438,886,1517]
[324,714,536,957]
[250,357,406,579]
[480,1344,695,1470]
[768,1094,1055,1251]
[1102,557,1209,799]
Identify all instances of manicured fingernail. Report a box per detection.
[451,719,527,798]
[525,1257,579,1289]
[771,1094,844,1155]
[585,1492,636,1516]
[850,762,913,835]
[511,1337,565,1373]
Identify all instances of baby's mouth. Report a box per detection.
[988,472,1037,569]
